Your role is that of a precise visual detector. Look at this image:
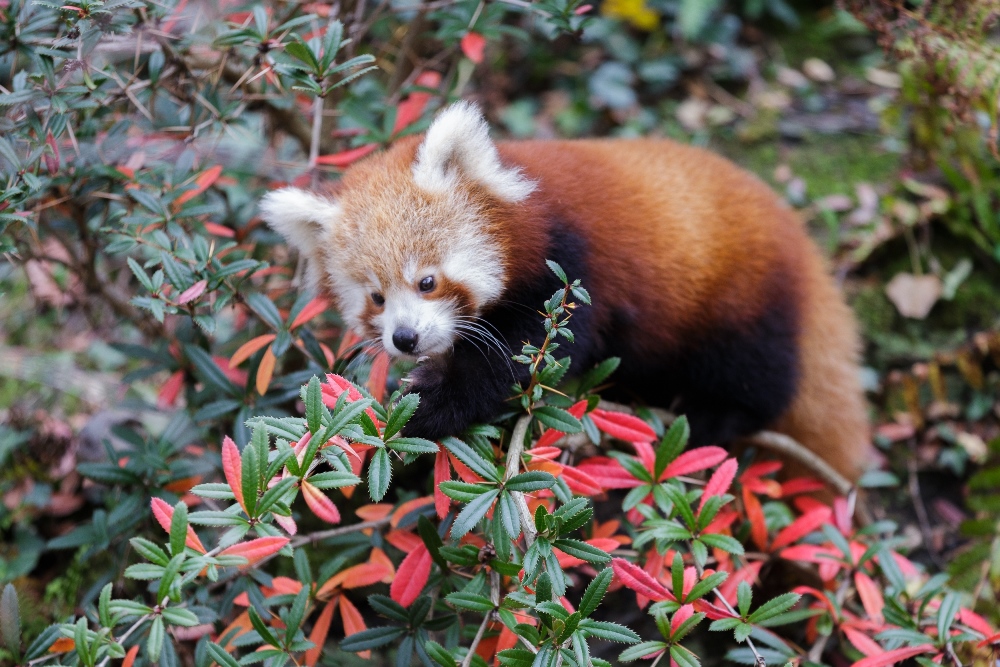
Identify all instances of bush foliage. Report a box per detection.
[2,0,1000,666]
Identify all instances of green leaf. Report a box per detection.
[685,571,728,603]
[552,539,610,564]
[130,538,170,566]
[579,568,612,617]
[678,0,721,37]
[0,584,20,655]
[610,452,654,484]
[147,616,165,662]
[497,491,521,540]
[533,406,583,433]
[619,641,666,662]
[169,501,189,556]
[248,606,280,647]
[426,640,459,667]
[441,437,499,483]
[451,489,499,539]
[245,292,284,329]
[305,468,360,489]
[385,394,419,439]
[161,607,200,627]
[387,436,439,454]
[184,345,236,396]
[578,357,620,394]
[546,260,568,283]
[936,592,961,641]
[698,533,745,555]
[445,592,495,612]
[368,448,392,502]
[748,593,801,625]
[439,481,494,502]
[670,645,701,667]
[241,442,260,517]
[208,642,242,667]
[737,581,752,617]
[578,619,640,643]
[340,626,407,652]
[654,416,689,480]
[306,376,323,434]
[506,471,555,492]
[734,622,753,643]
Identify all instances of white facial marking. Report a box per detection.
[412,101,536,203]
[258,187,342,290]
[375,289,456,357]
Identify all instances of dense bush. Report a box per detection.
[2,0,1000,666]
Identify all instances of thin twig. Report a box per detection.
[506,414,537,547]
[461,613,492,667]
[291,517,392,546]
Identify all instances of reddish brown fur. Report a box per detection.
[492,139,870,481]
[330,136,872,481]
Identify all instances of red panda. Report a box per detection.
[260,102,872,482]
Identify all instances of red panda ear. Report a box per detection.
[258,187,341,252]
[412,101,535,203]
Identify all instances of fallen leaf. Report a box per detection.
[885,273,942,319]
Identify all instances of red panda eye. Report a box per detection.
[419,276,435,293]
[371,293,385,306]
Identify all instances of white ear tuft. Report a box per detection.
[412,102,536,203]
[258,187,341,252]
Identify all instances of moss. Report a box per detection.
[851,283,898,340]
[716,133,901,198]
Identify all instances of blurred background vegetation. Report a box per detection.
[1,0,999,657]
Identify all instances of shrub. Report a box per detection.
[2,0,999,666]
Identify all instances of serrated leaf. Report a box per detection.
[451,489,499,539]
[369,448,392,502]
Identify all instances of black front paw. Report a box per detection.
[400,380,464,440]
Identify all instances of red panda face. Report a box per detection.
[259,102,535,359]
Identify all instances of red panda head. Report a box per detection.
[259,102,536,358]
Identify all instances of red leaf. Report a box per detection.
[576,457,643,490]
[958,608,995,638]
[671,604,695,634]
[256,347,277,395]
[122,645,140,667]
[700,458,738,510]
[305,600,336,667]
[843,627,885,658]
[230,334,276,368]
[176,279,207,305]
[391,544,432,607]
[290,297,329,330]
[612,557,672,603]
[392,71,442,134]
[150,498,208,553]
[302,481,341,524]
[854,571,884,624]
[220,536,290,566]
[318,561,394,598]
[590,409,656,443]
[742,487,768,551]
[175,164,223,207]
[770,506,832,551]
[460,32,486,63]
[158,370,185,409]
[367,350,390,403]
[851,644,934,667]
[222,436,246,512]
[203,222,235,238]
[560,465,603,496]
[315,143,379,167]
[385,529,423,553]
[339,595,371,658]
[434,448,451,518]
[662,446,728,480]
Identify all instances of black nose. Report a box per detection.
[392,328,419,354]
